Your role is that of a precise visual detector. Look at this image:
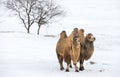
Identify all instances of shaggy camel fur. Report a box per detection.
[56,28,81,72]
[79,33,95,71]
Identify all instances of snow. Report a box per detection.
[0,0,120,77]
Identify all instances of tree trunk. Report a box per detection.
[27,29,30,33]
[27,26,31,34]
[37,25,41,35]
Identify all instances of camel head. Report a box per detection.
[85,33,95,43]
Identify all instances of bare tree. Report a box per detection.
[6,0,63,34]
[33,0,63,35]
[6,0,37,33]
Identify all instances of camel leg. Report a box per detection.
[65,58,71,72]
[74,63,79,72]
[70,61,72,68]
[59,56,64,70]
[66,63,70,72]
[79,45,85,71]
[57,53,64,70]
[79,57,84,71]
[64,51,71,72]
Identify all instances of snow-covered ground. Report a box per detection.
[0,0,120,77]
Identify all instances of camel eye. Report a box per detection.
[89,37,91,39]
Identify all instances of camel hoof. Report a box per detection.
[79,67,84,71]
[65,69,69,72]
[70,65,72,68]
[60,67,64,70]
[75,70,79,72]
